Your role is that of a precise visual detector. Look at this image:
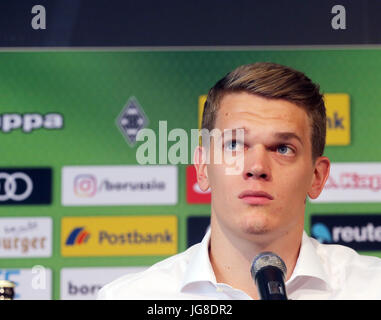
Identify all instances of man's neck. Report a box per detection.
[208,216,303,300]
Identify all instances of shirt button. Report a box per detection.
[216,287,224,292]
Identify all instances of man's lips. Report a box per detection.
[238,190,274,205]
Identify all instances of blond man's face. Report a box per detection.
[195,92,330,242]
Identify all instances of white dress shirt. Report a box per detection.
[97,229,381,300]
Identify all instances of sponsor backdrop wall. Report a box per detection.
[1,49,381,299]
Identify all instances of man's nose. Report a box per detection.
[243,145,271,181]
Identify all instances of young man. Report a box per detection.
[98,62,381,300]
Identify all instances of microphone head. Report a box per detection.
[250,251,287,280]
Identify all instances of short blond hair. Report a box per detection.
[202,62,326,161]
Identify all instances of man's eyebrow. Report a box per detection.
[273,132,303,145]
[219,127,248,139]
[218,128,303,145]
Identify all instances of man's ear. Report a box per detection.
[307,156,330,199]
[193,146,210,192]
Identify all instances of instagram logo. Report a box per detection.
[74,175,97,197]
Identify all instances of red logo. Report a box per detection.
[186,166,211,204]
[325,173,381,191]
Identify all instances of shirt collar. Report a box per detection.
[180,228,331,292]
[287,231,331,288]
[180,227,216,292]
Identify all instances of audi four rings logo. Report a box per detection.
[0,172,33,201]
[0,168,52,205]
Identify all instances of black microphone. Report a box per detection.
[250,252,288,300]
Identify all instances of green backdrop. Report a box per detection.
[1,48,381,299]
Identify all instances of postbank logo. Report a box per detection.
[65,227,91,246]
[61,216,177,257]
[198,93,351,146]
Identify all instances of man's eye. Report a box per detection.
[277,145,294,155]
[225,140,244,151]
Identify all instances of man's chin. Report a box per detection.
[239,214,275,236]
[241,224,273,236]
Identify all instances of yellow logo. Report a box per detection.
[324,93,350,145]
[61,216,178,257]
[198,93,350,145]
[198,95,207,129]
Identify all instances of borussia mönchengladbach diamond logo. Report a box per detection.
[116,97,148,146]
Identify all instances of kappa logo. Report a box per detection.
[65,227,91,246]
[0,113,63,133]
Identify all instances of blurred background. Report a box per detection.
[1,0,381,300]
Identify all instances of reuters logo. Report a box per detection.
[0,172,33,201]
